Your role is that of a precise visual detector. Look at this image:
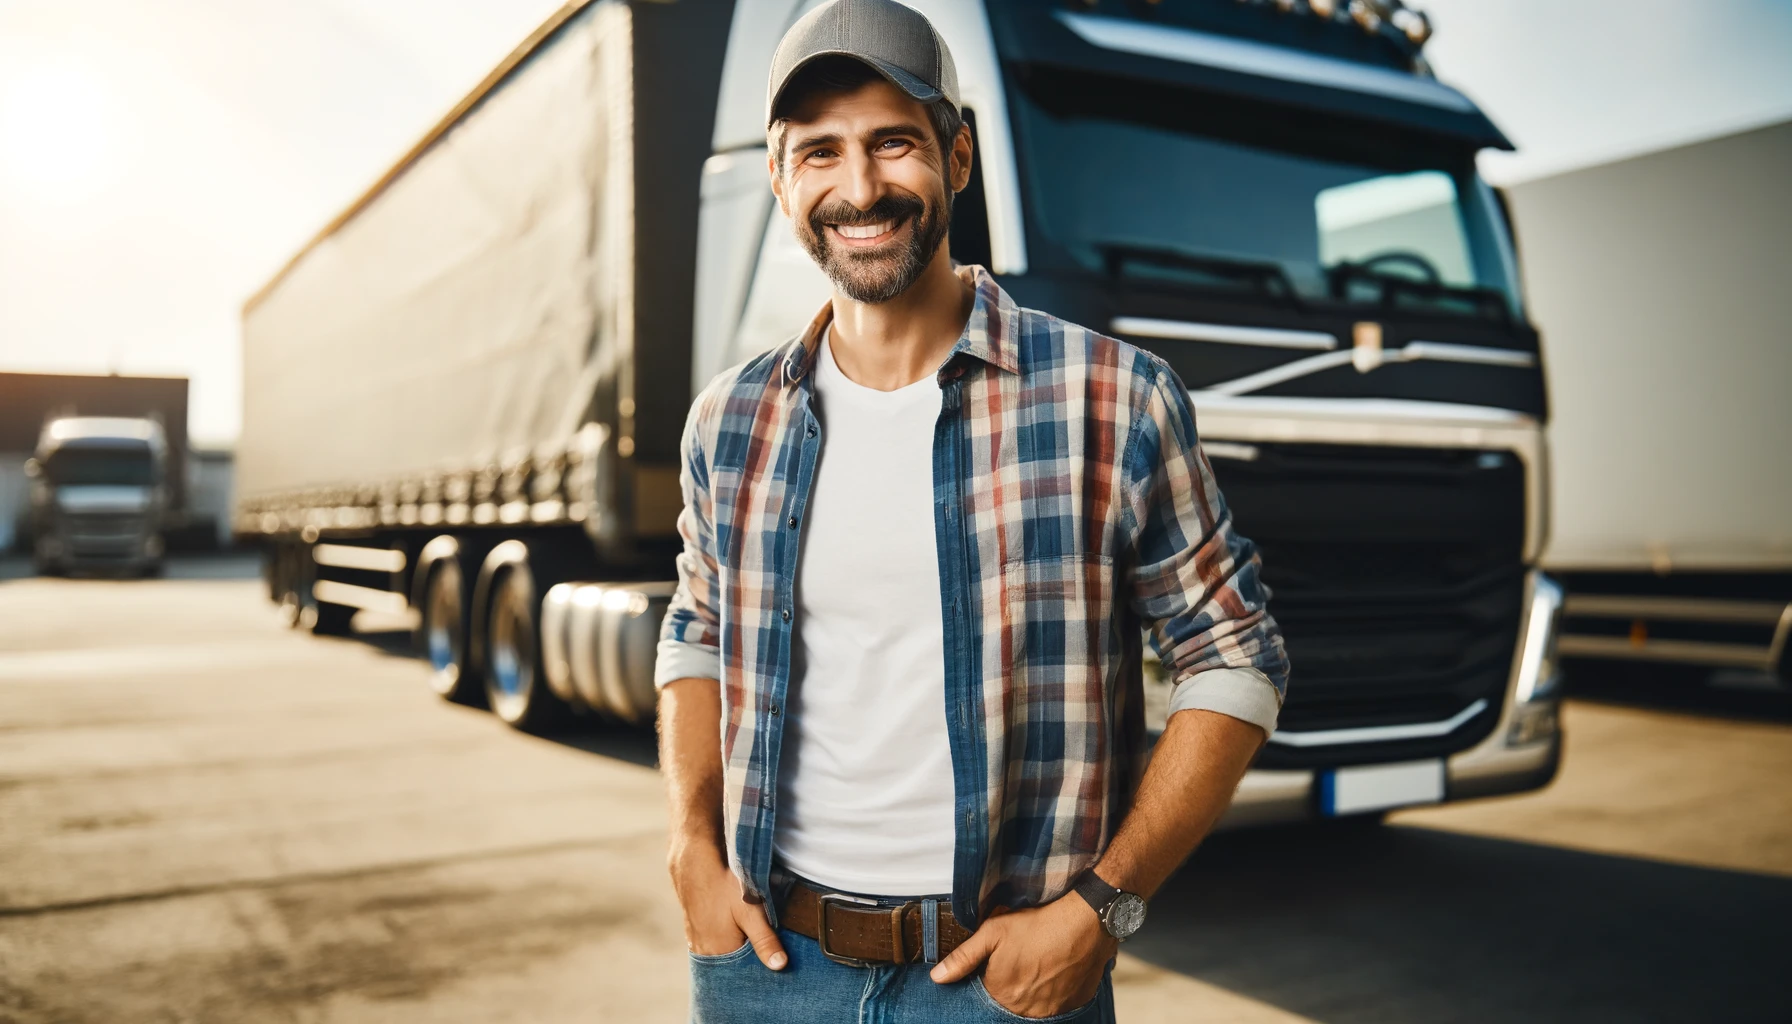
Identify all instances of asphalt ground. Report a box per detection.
[1,556,1788,1023]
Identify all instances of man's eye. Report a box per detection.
[879,139,910,151]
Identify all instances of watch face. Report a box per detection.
[1105,893,1147,939]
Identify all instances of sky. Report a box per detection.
[1,0,1790,446]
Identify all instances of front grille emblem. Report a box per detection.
[1351,321,1383,373]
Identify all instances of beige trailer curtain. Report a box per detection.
[239,2,633,507]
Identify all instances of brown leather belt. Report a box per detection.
[780,882,972,967]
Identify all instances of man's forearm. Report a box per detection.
[659,675,789,966]
[1092,707,1264,900]
[658,676,726,864]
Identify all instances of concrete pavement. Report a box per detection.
[1,560,1787,1022]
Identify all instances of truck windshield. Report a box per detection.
[1007,68,1523,320]
[43,447,157,486]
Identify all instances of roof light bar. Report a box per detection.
[1348,0,1382,33]
[1236,0,1433,50]
[1392,7,1432,44]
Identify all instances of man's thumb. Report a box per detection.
[930,925,995,983]
[738,904,788,970]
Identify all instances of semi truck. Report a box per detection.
[27,416,170,577]
[238,0,1564,823]
[1505,120,1792,688]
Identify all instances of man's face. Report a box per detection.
[770,78,969,304]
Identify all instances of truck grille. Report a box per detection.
[1208,442,1526,769]
[62,513,147,556]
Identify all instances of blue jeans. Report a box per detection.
[688,928,1116,1023]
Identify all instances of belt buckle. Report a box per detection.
[815,893,878,968]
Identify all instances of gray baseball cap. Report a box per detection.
[766,0,960,128]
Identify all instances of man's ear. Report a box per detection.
[767,150,790,217]
[949,122,974,194]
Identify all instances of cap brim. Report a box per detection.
[767,52,945,128]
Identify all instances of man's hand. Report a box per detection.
[660,677,786,971]
[668,843,789,970]
[929,893,1115,1017]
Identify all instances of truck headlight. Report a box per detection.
[1507,573,1565,746]
[1514,573,1565,704]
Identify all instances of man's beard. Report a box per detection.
[797,188,952,304]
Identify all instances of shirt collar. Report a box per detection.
[781,264,1022,387]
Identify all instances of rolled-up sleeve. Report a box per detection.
[655,392,723,688]
[1122,361,1290,735]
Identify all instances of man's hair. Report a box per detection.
[769,55,963,178]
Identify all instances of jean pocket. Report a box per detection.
[687,939,756,966]
[970,976,1100,1023]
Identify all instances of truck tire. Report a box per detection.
[33,538,63,577]
[419,553,481,704]
[274,544,304,627]
[478,543,570,733]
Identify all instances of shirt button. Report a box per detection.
[781,608,791,622]
[787,516,797,528]
[769,702,781,717]
[806,425,816,438]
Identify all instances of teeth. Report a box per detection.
[835,220,894,239]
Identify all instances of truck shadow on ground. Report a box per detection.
[1134,822,1791,1023]
[0,552,264,582]
[351,625,661,769]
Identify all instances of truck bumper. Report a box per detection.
[1217,570,1567,828]
[1216,731,1562,829]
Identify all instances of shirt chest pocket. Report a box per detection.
[996,553,1116,669]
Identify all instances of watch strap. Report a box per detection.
[1072,869,1120,919]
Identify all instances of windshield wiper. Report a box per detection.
[1096,243,1303,309]
[1327,261,1513,326]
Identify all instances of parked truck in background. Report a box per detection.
[238,0,1564,824]
[27,416,170,577]
[1506,119,1792,688]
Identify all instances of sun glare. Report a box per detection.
[0,57,117,204]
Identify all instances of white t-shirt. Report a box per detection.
[771,330,957,896]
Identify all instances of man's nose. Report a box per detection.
[837,146,883,213]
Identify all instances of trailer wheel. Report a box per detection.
[34,537,63,577]
[420,555,481,704]
[275,544,304,627]
[479,545,570,733]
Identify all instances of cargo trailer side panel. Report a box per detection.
[1512,120,1792,572]
[238,3,635,516]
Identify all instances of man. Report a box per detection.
[656,1,1289,1020]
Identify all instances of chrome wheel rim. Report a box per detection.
[426,565,463,694]
[487,572,533,722]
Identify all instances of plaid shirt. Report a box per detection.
[656,266,1289,928]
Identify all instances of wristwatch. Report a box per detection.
[1072,869,1147,940]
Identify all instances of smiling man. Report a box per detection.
[655,1,1290,1021]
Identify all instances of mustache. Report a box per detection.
[807,193,926,236]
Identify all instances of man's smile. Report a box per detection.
[827,217,906,247]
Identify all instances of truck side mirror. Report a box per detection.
[23,458,40,479]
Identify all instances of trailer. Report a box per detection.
[1508,119,1792,685]
[239,0,734,727]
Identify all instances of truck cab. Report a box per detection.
[696,0,1563,823]
[27,416,168,577]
